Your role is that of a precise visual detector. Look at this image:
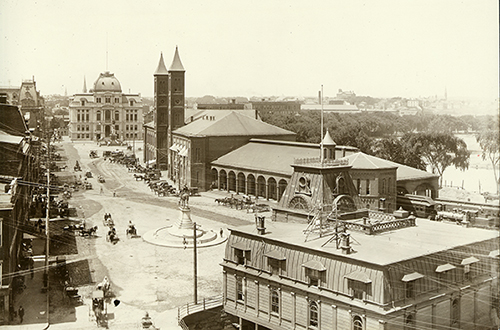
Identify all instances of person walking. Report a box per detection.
[18,306,24,323]
[220,228,224,238]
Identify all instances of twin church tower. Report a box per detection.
[154,47,185,170]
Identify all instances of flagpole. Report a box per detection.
[320,85,324,164]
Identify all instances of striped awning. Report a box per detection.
[344,270,372,284]
[169,143,181,152]
[179,147,189,157]
[232,241,250,251]
[264,249,286,261]
[460,257,479,266]
[435,263,456,273]
[401,272,424,282]
[302,259,326,271]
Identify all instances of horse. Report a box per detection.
[80,225,98,237]
[126,225,137,238]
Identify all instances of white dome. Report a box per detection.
[93,71,122,92]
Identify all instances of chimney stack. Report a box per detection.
[255,215,266,235]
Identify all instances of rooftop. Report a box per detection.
[174,111,295,138]
[230,218,499,266]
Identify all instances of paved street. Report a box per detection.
[19,138,267,329]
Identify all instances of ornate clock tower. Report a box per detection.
[154,52,170,170]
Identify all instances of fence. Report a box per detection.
[177,295,223,326]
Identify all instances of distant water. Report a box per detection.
[440,133,498,194]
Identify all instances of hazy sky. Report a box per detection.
[1,0,498,99]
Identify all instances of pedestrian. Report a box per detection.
[100,186,103,195]
[183,237,187,249]
[220,228,224,238]
[18,306,24,323]
[113,190,116,197]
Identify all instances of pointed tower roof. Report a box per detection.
[154,52,169,75]
[169,46,185,72]
[322,129,336,146]
[83,76,87,93]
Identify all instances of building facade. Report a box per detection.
[222,220,499,330]
[68,71,145,141]
[0,78,45,129]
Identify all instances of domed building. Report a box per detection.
[68,71,146,141]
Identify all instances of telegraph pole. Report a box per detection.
[45,130,51,326]
[193,222,198,304]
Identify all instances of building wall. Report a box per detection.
[350,168,397,213]
[68,93,144,141]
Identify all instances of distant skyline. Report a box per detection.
[1,0,498,100]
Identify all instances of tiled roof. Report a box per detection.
[174,111,295,138]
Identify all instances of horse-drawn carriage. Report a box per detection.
[98,175,105,183]
[91,290,107,327]
[89,150,99,158]
[74,161,81,172]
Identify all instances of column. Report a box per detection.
[332,305,337,329]
[217,172,221,190]
[255,280,259,317]
[265,183,269,200]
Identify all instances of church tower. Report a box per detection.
[168,46,185,131]
[154,52,170,170]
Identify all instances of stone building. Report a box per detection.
[68,72,145,141]
[0,78,45,129]
[222,218,499,330]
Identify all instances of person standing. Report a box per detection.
[18,306,24,323]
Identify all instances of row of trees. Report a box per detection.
[262,111,498,191]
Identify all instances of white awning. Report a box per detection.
[401,272,424,282]
[232,241,250,251]
[302,259,326,272]
[264,249,286,261]
[344,270,372,284]
[146,159,156,166]
[460,257,479,266]
[435,263,456,273]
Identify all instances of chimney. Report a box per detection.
[255,215,266,235]
[341,233,352,254]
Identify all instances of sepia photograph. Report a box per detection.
[0,1,498,329]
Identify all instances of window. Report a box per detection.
[366,179,370,195]
[353,315,363,330]
[115,111,119,121]
[406,281,414,299]
[77,134,80,139]
[307,269,324,287]
[77,125,80,131]
[271,289,279,314]
[130,100,134,106]
[81,100,85,106]
[461,257,478,281]
[86,125,90,131]
[96,97,101,103]
[134,113,137,121]
[451,298,460,326]
[115,125,119,132]
[348,279,367,299]
[115,97,119,103]
[105,97,111,103]
[268,257,285,275]
[126,114,130,121]
[309,301,318,328]
[105,110,111,121]
[356,179,361,194]
[77,114,80,122]
[381,178,385,194]
[235,249,247,265]
[126,125,129,131]
[86,113,89,122]
[405,313,415,330]
[97,111,101,121]
[134,125,137,131]
[236,277,244,301]
[96,124,101,131]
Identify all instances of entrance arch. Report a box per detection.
[211,169,218,190]
[105,125,111,137]
[278,179,287,202]
[219,170,227,190]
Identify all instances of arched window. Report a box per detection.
[451,298,460,325]
[96,111,101,121]
[405,313,415,330]
[271,289,279,314]
[309,301,318,327]
[353,315,363,330]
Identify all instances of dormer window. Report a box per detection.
[264,249,286,275]
[461,257,479,281]
[402,272,424,299]
[436,263,456,286]
[302,260,326,287]
[232,241,251,265]
[105,97,111,103]
[96,97,101,103]
[345,271,372,300]
[81,100,85,106]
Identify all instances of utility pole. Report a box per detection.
[320,85,324,164]
[45,130,51,326]
[193,222,197,304]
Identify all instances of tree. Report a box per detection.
[371,137,426,170]
[476,125,500,194]
[403,132,470,187]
